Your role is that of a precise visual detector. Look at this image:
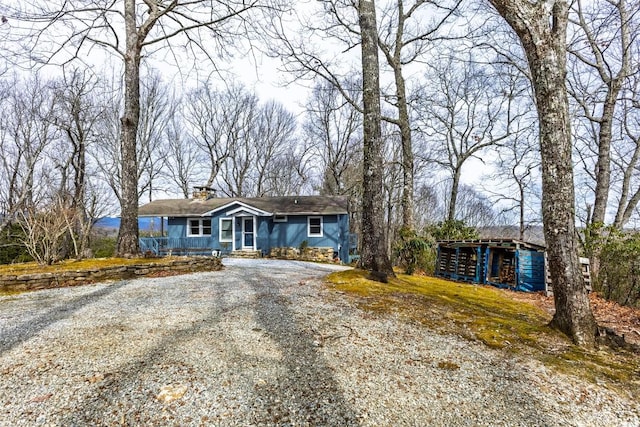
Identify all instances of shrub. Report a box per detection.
[425,219,479,241]
[598,231,640,307]
[393,228,433,275]
[91,236,116,258]
[0,223,33,264]
[392,221,479,276]
[17,206,71,265]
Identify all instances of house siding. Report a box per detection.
[268,215,341,250]
[257,218,269,252]
[167,217,187,239]
[160,206,350,262]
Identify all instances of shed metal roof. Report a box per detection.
[436,239,546,251]
[138,195,350,217]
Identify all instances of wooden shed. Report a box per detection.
[435,239,547,292]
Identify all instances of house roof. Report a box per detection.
[138,195,350,217]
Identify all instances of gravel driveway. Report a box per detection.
[1,258,638,426]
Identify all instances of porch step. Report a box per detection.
[229,250,262,259]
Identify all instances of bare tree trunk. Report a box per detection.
[519,181,525,241]
[116,0,141,257]
[447,164,462,222]
[489,0,596,347]
[358,0,394,280]
[380,1,415,230]
[570,0,633,280]
[395,68,415,230]
[591,97,616,225]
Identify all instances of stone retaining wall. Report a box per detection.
[0,257,222,293]
[269,247,336,263]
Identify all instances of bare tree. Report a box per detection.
[304,81,363,197]
[0,74,57,229]
[137,71,172,203]
[377,0,463,230]
[270,0,461,230]
[260,147,313,196]
[359,0,394,279]
[91,71,168,204]
[17,200,70,265]
[49,68,105,258]
[568,0,636,228]
[567,0,639,279]
[252,100,298,196]
[91,80,123,205]
[2,0,285,256]
[162,102,201,198]
[488,0,597,347]
[185,83,256,192]
[613,77,640,227]
[381,123,404,253]
[455,185,502,228]
[413,182,444,230]
[484,129,541,240]
[216,89,258,197]
[418,53,520,222]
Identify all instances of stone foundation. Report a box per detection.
[269,247,337,263]
[0,257,222,293]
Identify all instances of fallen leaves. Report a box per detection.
[29,393,53,403]
[503,289,640,346]
[156,384,188,403]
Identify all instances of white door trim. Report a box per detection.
[242,216,256,250]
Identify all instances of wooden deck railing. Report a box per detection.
[139,237,223,256]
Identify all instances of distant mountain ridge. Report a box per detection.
[94,217,166,232]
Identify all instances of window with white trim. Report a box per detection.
[273,215,288,222]
[219,218,233,242]
[307,216,323,237]
[187,218,212,236]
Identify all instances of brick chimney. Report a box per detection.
[192,186,216,200]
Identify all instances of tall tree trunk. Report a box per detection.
[358,0,394,280]
[378,0,415,231]
[589,85,624,281]
[575,0,632,284]
[447,164,462,222]
[519,181,525,241]
[591,96,616,225]
[117,0,141,257]
[395,68,415,230]
[489,0,596,347]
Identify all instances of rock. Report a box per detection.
[156,384,188,403]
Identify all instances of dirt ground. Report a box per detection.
[503,289,640,347]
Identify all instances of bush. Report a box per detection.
[425,219,479,241]
[393,228,433,275]
[91,236,116,258]
[598,231,640,307]
[393,220,478,276]
[0,223,33,264]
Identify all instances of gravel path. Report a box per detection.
[1,258,638,426]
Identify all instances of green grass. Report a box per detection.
[326,269,640,394]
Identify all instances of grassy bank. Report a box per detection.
[326,269,640,394]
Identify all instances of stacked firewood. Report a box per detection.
[499,265,516,284]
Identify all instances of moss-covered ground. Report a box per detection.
[326,269,640,395]
[0,257,176,276]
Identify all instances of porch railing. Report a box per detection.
[139,237,224,256]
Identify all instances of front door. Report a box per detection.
[242,217,255,250]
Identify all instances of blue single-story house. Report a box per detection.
[138,191,352,263]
